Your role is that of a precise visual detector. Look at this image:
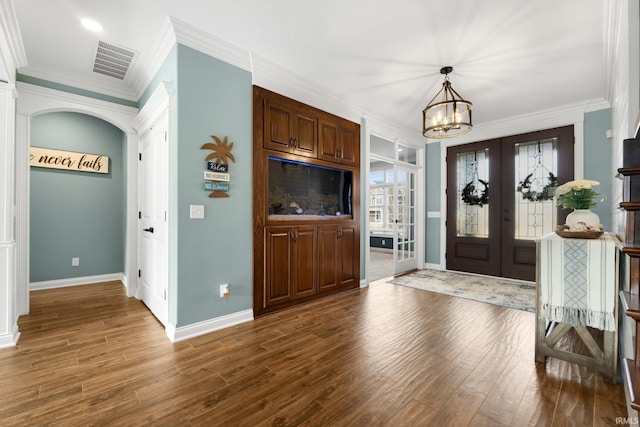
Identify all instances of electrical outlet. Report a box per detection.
[220,283,230,298]
[72,257,79,266]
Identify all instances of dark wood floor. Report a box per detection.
[0,279,629,426]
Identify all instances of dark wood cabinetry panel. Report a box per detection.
[253,86,360,317]
[264,96,317,159]
[264,227,294,307]
[264,225,317,308]
[318,224,358,292]
[291,226,317,298]
[318,118,358,165]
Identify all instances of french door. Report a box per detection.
[394,164,418,274]
[446,126,574,281]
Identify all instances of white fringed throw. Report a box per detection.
[539,232,617,332]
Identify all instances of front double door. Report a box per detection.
[446,126,574,281]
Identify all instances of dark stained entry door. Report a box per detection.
[446,126,574,281]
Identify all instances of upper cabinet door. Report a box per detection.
[264,99,317,159]
[338,121,357,165]
[264,100,294,153]
[318,118,358,166]
[292,108,317,158]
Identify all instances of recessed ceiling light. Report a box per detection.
[81,18,103,32]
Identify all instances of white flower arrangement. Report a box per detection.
[555,179,600,209]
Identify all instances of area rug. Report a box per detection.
[387,269,536,313]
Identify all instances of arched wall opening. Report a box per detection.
[15,83,139,317]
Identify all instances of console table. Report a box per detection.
[535,232,619,383]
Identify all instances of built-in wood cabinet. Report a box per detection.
[264,98,317,158]
[253,86,360,317]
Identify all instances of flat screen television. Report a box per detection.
[268,156,352,218]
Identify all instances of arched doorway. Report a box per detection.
[15,83,138,317]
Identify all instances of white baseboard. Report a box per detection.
[30,273,125,291]
[166,309,254,343]
[425,263,443,270]
[360,278,369,288]
[0,324,20,349]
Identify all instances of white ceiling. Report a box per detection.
[11,0,608,134]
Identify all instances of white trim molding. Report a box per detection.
[0,82,17,346]
[15,82,139,334]
[30,273,125,291]
[166,309,254,343]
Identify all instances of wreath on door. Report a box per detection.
[516,172,557,202]
[461,179,489,207]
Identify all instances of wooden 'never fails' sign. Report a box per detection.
[30,147,109,174]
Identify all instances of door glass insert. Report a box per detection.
[514,138,558,239]
[395,166,416,266]
[456,149,489,237]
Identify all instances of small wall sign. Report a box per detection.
[204,171,230,182]
[207,162,229,173]
[203,181,230,192]
[30,147,109,174]
[201,135,236,198]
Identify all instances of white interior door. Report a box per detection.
[393,164,417,274]
[138,113,168,326]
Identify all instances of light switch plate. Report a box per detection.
[190,204,205,219]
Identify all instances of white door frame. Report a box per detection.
[392,163,419,275]
[131,82,172,327]
[15,83,139,316]
[365,125,425,284]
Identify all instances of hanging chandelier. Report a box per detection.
[422,66,473,139]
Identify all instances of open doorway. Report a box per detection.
[368,135,421,281]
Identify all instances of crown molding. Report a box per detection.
[170,16,251,73]
[131,16,177,100]
[441,97,611,147]
[251,52,366,125]
[0,0,27,73]
[19,65,138,102]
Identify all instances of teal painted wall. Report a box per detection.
[425,141,441,265]
[174,45,253,326]
[584,109,613,231]
[30,112,125,282]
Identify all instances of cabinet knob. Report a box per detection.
[292,138,298,148]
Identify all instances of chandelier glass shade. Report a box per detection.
[422,66,473,139]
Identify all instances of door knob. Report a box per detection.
[143,227,154,233]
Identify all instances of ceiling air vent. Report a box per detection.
[92,40,136,80]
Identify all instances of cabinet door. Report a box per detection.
[318,224,358,292]
[337,225,357,288]
[318,118,358,166]
[264,100,293,153]
[264,227,293,307]
[292,109,317,158]
[291,226,317,298]
[338,122,357,166]
[318,225,340,292]
[318,119,338,163]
